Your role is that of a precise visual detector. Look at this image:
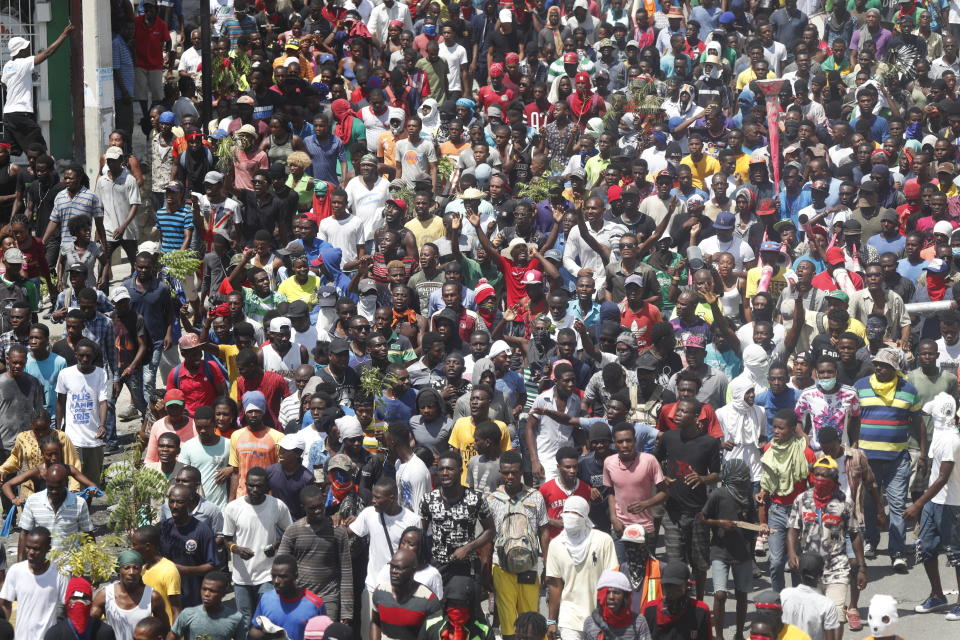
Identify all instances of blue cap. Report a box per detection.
[760,240,781,253]
[924,258,950,275]
[719,10,735,23]
[423,24,437,36]
[667,116,683,132]
[159,111,175,124]
[242,390,267,413]
[714,211,736,230]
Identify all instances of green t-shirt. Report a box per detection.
[643,252,686,315]
[171,604,244,640]
[0,276,38,313]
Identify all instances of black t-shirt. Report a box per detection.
[578,452,612,533]
[642,599,712,640]
[236,190,286,246]
[52,339,105,370]
[487,29,520,64]
[656,429,721,515]
[655,350,684,387]
[700,486,756,563]
[837,357,873,387]
[45,620,115,640]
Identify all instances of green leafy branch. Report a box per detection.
[160,250,203,281]
[103,459,169,535]
[49,533,126,582]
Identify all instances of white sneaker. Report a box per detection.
[864,542,876,559]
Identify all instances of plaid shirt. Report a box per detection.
[81,312,118,383]
[0,329,28,366]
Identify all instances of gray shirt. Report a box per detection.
[0,373,44,449]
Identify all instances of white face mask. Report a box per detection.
[867,595,899,638]
[562,512,588,534]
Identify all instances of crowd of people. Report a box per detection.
[1,0,960,640]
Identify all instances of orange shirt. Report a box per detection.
[228,426,284,496]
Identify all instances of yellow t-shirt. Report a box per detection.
[745,266,788,300]
[142,557,181,624]
[277,275,321,306]
[778,624,812,640]
[404,216,446,250]
[448,417,512,485]
[215,344,241,386]
[736,68,775,91]
[680,154,721,190]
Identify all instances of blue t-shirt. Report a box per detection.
[897,257,928,284]
[868,233,905,257]
[252,589,326,640]
[495,370,526,409]
[755,387,800,440]
[159,517,219,608]
[26,352,67,417]
[375,388,418,423]
[156,205,195,253]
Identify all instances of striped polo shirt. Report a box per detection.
[372,582,441,640]
[50,187,103,246]
[155,205,194,253]
[854,376,921,461]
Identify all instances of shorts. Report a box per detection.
[710,558,753,594]
[824,582,849,623]
[917,501,960,565]
[135,67,164,102]
[492,564,539,636]
[664,510,710,573]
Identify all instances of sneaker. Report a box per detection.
[104,441,123,455]
[847,608,863,631]
[118,406,141,422]
[864,542,876,559]
[946,604,960,621]
[893,555,909,573]
[915,595,948,613]
[754,534,767,557]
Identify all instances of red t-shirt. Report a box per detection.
[478,85,517,112]
[524,102,549,132]
[167,361,227,417]
[234,370,291,428]
[656,402,724,439]
[620,302,663,349]
[538,478,592,538]
[133,16,170,70]
[497,255,542,308]
[19,236,49,280]
[811,269,863,292]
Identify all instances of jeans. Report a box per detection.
[863,450,912,558]
[143,339,164,407]
[234,582,273,639]
[107,368,146,442]
[768,502,797,592]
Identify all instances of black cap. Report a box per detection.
[329,337,350,354]
[843,219,862,235]
[588,422,612,442]
[661,561,691,586]
[859,180,878,194]
[287,300,309,318]
[435,307,459,325]
[445,576,475,603]
[635,351,659,371]
[67,263,89,274]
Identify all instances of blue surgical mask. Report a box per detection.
[952,247,960,258]
[818,377,837,391]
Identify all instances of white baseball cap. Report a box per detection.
[498,8,512,22]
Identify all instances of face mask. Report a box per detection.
[867,595,900,638]
[561,512,588,535]
[618,351,635,365]
[952,247,960,258]
[818,377,837,391]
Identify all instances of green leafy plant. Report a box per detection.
[49,533,126,582]
[160,250,203,281]
[103,459,169,534]
[438,156,455,183]
[516,174,552,203]
[214,135,237,172]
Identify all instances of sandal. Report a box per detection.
[847,607,863,631]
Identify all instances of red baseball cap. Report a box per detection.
[608,185,622,203]
[825,246,845,266]
[563,52,579,64]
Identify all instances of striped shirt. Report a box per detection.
[854,376,921,461]
[155,205,194,252]
[19,490,93,550]
[50,187,103,246]
[371,582,441,640]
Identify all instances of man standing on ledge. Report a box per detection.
[1,23,74,155]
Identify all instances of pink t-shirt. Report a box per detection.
[602,452,664,532]
[144,417,196,463]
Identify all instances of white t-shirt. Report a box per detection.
[178,47,202,76]
[360,105,405,153]
[318,214,365,264]
[394,455,431,513]
[439,43,467,92]
[178,436,230,509]
[349,506,422,591]
[0,561,68,639]
[928,427,960,506]
[936,337,960,374]
[375,563,445,598]
[697,234,756,272]
[96,170,142,239]
[345,175,390,242]
[222,495,293,585]
[1,56,35,114]
[781,584,840,640]
[544,530,618,631]
[55,366,110,448]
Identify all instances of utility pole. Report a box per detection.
[81,0,114,179]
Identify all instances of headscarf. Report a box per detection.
[117,549,144,567]
[811,456,840,509]
[455,98,476,122]
[585,117,606,140]
[596,570,634,628]
[545,6,564,54]
[720,458,753,508]
[717,377,763,471]
[557,495,592,564]
[737,344,770,394]
[568,72,600,123]
[760,434,809,496]
[65,577,94,637]
[420,98,441,138]
[316,245,354,298]
[331,99,357,144]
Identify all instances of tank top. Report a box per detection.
[261,343,301,390]
[721,282,742,320]
[105,582,153,640]
[267,134,294,164]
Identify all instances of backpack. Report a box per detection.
[171,359,216,389]
[492,489,539,574]
[0,280,27,334]
[628,384,663,429]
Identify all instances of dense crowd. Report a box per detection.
[0,1,960,640]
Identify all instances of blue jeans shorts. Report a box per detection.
[711,558,753,594]
[918,502,960,565]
